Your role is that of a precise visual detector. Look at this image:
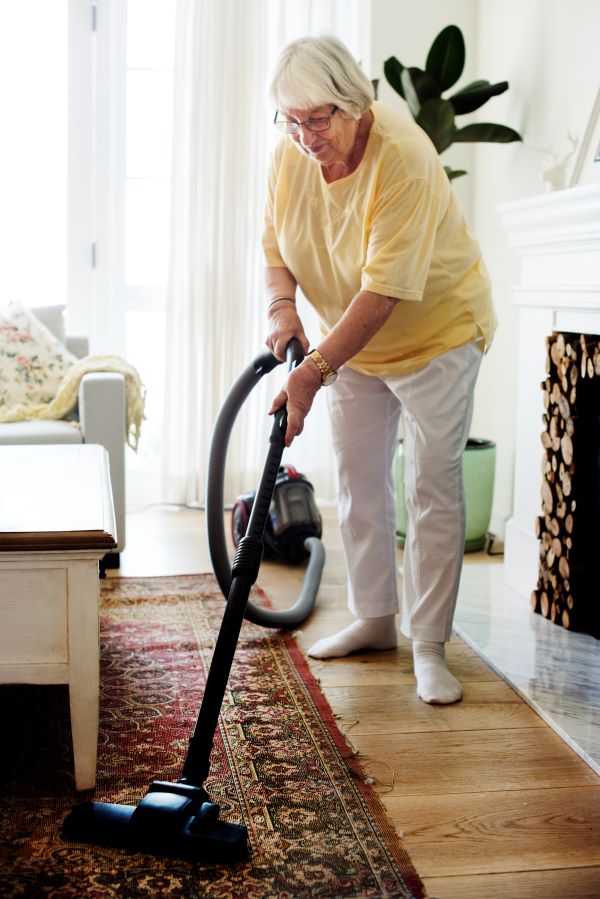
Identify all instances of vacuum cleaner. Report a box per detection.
[61,339,325,861]
[231,463,322,564]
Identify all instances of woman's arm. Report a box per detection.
[316,289,398,370]
[265,265,297,306]
[265,266,310,360]
[270,289,398,445]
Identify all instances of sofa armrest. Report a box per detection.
[79,373,126,553]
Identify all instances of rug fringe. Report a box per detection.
[333,712,360,731]
[352,752,396,793]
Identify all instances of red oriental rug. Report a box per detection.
[0,575,426,898]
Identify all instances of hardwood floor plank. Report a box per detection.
[382,786,600,877]
[352,728,600,795]
[325,682,546,735]
[424,866,600,899]
[308,640,503,688]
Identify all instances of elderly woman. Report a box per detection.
[264,36,497,704]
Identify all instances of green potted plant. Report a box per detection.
[395,438,497,553]
[382,24,522,180]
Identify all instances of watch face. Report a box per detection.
[323,371,338,386]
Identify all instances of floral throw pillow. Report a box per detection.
[0,300,77,409]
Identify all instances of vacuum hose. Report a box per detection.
[206,340,325,628]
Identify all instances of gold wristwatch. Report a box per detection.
[307,349,338,386]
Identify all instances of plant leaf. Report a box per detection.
[452,79,491,93]
[452,122,522,143]
[407,67,441,105]
[416,99,456,154]
[444,166,468,181]
[383,56,406,98]
[450,81,509,115]
[425,25,465,91]
[401,68,421,118]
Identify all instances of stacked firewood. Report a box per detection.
[531,331,600,637]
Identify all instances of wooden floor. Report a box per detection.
[114,504,600,898]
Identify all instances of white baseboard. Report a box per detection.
[488,510,507,542]
[504,517,539,600]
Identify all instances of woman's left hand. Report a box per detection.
[269,360,322,446]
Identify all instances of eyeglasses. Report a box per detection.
[274,106,338,134]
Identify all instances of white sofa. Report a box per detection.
[0,306,126,563]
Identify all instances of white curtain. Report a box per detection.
[162,0,367,507]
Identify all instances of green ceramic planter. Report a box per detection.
[395,438,496,553]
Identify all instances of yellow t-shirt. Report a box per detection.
[263,102,497,376]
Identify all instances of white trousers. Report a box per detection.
[326,340,483,643]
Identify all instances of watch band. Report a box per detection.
[307,349,338,386]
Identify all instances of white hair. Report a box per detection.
[269,35,374,120]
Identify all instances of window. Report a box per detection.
[0,0,177,503]
[95,0,176,504]
[124,1,175,503]
[0,3,68,307]
[125,0,175,290]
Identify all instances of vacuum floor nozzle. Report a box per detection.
[61,781,248,862]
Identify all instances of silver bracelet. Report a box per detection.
[267,296,296,311]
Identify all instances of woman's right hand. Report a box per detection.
[266,304,310,362]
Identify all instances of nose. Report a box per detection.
[297,123,320,147]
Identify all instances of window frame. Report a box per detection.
[75,0,171,356]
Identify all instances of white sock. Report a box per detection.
[413,640,462,704]
[308,615,397,659]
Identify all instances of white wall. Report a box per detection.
[470,0,600,535]
[368,0,600,537]
[367,0,478,220]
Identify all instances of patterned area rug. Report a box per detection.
[0,575,425,898]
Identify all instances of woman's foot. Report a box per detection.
[413,640,462,704]
[308,615,397,659]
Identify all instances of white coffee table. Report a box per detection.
[0,443,117,790]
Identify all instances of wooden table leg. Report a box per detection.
[66,560,100,791]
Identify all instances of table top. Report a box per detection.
[0,444,117,551]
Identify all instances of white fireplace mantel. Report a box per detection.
[499,183,600,599]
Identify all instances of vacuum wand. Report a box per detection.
[181,405,289,785]
[61,339,305,863]
[182,338,303,784]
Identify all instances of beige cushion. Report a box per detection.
[0,301,77,409]
[0,420,83,444]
